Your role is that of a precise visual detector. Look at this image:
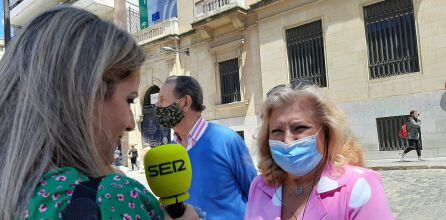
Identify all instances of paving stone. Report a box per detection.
[123,167,446,219]
[379,169,446,220]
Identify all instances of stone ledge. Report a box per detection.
[370,165,446,171]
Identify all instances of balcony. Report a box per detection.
[194,0,246,22]
[10,0,59,26]
[71,0,114,19]
[9,0,114,27]
[192,0,247,40]
[133,18,179,45]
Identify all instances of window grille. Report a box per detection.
[376,115,422,151]
[219,58,241,104]
[286,20,327,87]
[364,0,420,79]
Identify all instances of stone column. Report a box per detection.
[113,0,127,30]
[120,134,130,167]
[113,0,129,167]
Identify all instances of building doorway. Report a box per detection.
[141,86,171,148]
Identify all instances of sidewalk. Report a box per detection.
[118,157,446,183]
[366,157,446,171]
[116,166,150,189]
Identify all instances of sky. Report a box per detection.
[0,1,4,39]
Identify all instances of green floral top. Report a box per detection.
[26,167,164,220]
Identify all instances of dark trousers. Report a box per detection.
[404,139,421,157]
[130,158,139,170]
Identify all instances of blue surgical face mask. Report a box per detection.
[269,128,323,177]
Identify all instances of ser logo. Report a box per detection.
[147,159,186,177]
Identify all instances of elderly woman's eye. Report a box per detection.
[271,129,283,134]
[293,126,308,132]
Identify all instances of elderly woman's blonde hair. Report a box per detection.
[0,7,145,218]
[257,85,364,185]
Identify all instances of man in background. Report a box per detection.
[155,75,257,219]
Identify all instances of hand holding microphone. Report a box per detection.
[163,204,200,220]
[143,144,193,218]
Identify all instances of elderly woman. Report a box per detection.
[245,80,394,219]
[0,7,197,219]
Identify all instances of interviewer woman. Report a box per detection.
[0,7,197,220]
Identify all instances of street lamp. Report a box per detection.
[161,46,190,56]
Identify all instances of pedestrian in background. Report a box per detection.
[0,7,198,219]
[113,147,122,167]
[400,110,422,161]
[128,144,140,170]
[246,80,393,219]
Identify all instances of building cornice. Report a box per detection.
[249,0,285,11]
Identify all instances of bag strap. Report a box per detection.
[61,176,104,220]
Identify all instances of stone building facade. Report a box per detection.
[7,0,445,165]
[130,0,446,161]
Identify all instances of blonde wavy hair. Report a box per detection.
[257,85,364,186]
[0,7,145,218]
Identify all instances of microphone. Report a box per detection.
[143,144,192,218]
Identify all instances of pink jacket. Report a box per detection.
[245,164,394,220]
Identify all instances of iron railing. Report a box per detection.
[126,6,140,34]
[286,20,327,87]
[219,58,241,104]
[200,0,230,14]
[364,0,420,79]
[125,2,179,45]
[376,115,422,151]
[133,17,179,45]
[194,0,243,21]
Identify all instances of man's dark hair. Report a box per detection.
[410,110,417,116]
[165,75,206,112]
